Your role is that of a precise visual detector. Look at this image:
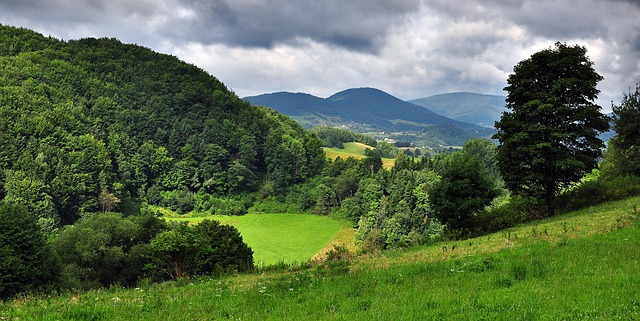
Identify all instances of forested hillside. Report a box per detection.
[0,25,324,227]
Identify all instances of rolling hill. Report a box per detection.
[409,92,507,128]
[244,88,495,146]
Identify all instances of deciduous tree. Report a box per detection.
[494,43,609,216]
[429,151,498,232]
[609,84,640,175]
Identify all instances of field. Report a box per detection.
[323,142,395,169]
[168,214,344,266]
[3,197,640,320]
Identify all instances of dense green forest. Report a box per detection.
[0,25,324,227]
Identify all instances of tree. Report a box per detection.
[494,43,609,216]
[429,151,499,232]
[361,149,382,175]
[609,84,640,175]
[50,212,160,288]
[149,223,200,280]
[0,202,60,298]
[149,220,253,279]
[192,219,254,275]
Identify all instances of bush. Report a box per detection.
[557,174,640,213]
[50,212,166,289]
[149,220,254,280]
[475,195,541,235]
[315,244,353,276]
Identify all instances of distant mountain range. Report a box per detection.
[409,92,506,128]
[244,88,614,146]
[244,88,496,146]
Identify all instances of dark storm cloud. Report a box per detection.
[161,0,421,50]
[0,0,421,51]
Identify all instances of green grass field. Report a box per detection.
[168,214,343,266]
[324,142,395,169]
[3,197,640,320]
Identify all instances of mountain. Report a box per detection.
[244,88,495,146]
[409,92,506,128]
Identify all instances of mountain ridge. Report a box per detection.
[409,92,507,128]
[244,87,497,146]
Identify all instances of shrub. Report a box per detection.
[557,175,640,213]
[149,220,254,280]
[475,195,541,235]
[315,244,353,276]
[50,212,166,289]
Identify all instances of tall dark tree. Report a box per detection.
[494,43,610,216]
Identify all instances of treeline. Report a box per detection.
[309,138,501,249]
[311,126,377,148]
[0,25,324,228]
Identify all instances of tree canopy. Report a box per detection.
[494,42,610,216]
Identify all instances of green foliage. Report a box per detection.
[0,202,60,299]
[494,42,610,216]
[149,220,253,280]
[192,220,254,275]
[609,84,640,176]
[556,172,640,213]
[429,151,500,232]
[314,244,353,276]
[50,212,166,289]
[476,195,541,234]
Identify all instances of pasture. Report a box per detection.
[323,142,395,169]
[168,213,344,266]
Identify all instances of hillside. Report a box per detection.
[244,88,495,146]
[0,25,324,225]
[409,92,507,128]
[3,196,639,319]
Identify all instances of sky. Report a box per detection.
[1,0,639,111]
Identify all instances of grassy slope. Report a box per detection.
[3,197,640,320]
[323,142,395,169]
[168,214,343,266]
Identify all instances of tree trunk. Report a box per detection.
[545,181,555,217]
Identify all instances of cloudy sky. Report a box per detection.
[1,0,639,110]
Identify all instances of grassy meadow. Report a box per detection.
[323,142,395,169]
[167,213,344,266]
[2,197,640,320]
